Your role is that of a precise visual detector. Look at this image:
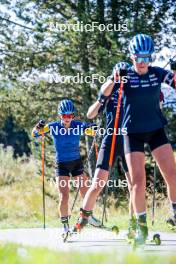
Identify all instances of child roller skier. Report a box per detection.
[32,99,101,237]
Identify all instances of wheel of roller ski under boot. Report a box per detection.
[126,232,135,244]
[132,240,145,251]
[126,237,133,244]
[131,237,146,251]
[111,225,119,234]
[132,239,137,250]
[153,234,161,245]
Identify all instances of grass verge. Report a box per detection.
[0,243,176,264]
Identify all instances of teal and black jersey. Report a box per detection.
[122,66,176,133]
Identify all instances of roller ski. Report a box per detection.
[86,213,119,234]
[100,225,119,235]
[87,215,119,234]
[61,224,71,243]
[131,225,161,249]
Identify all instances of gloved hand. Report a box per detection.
[110,62,130,82]
[114,62,128,78]
[36,119,45,129]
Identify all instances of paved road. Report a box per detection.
[0,228,176,254]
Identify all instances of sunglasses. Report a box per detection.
[133,55,152,63]
[61,114,74,119]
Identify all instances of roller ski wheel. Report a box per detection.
[152,233,161,245]
[111,225,119,234]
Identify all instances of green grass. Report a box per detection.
[0,243,176,264]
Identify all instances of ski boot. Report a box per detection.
[127,216,137,241]
[72,208,92,233]
[132,222,148,249]
[88,215,101,227]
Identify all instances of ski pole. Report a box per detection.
[101,78,125,226]
[163,54,176,69]
[87,121,102,161]
[85,120,102,177]
[94,140,99,160]
[71,179,81,212]
[71,139,99,213]
[41,129,46,229]
[152,162,157,226]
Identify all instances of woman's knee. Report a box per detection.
[131,172,145,190]
[88,169,108,193]
[90,180,106,194]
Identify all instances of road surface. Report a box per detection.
[0,228,176,254]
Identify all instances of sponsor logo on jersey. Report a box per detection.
[130,85,139,88]
[141,84,150,87]
[130,79,139,84]
[151,82,159,86]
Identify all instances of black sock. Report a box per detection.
[61,216,69,226]
[80,208,92,217]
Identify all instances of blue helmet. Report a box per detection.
[114,61,131,71]
[129,34,154,55]
[58,99,76,115]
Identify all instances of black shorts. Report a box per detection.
[124,128,169,154]
[55,159,84,177]
[96,137,128,173]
